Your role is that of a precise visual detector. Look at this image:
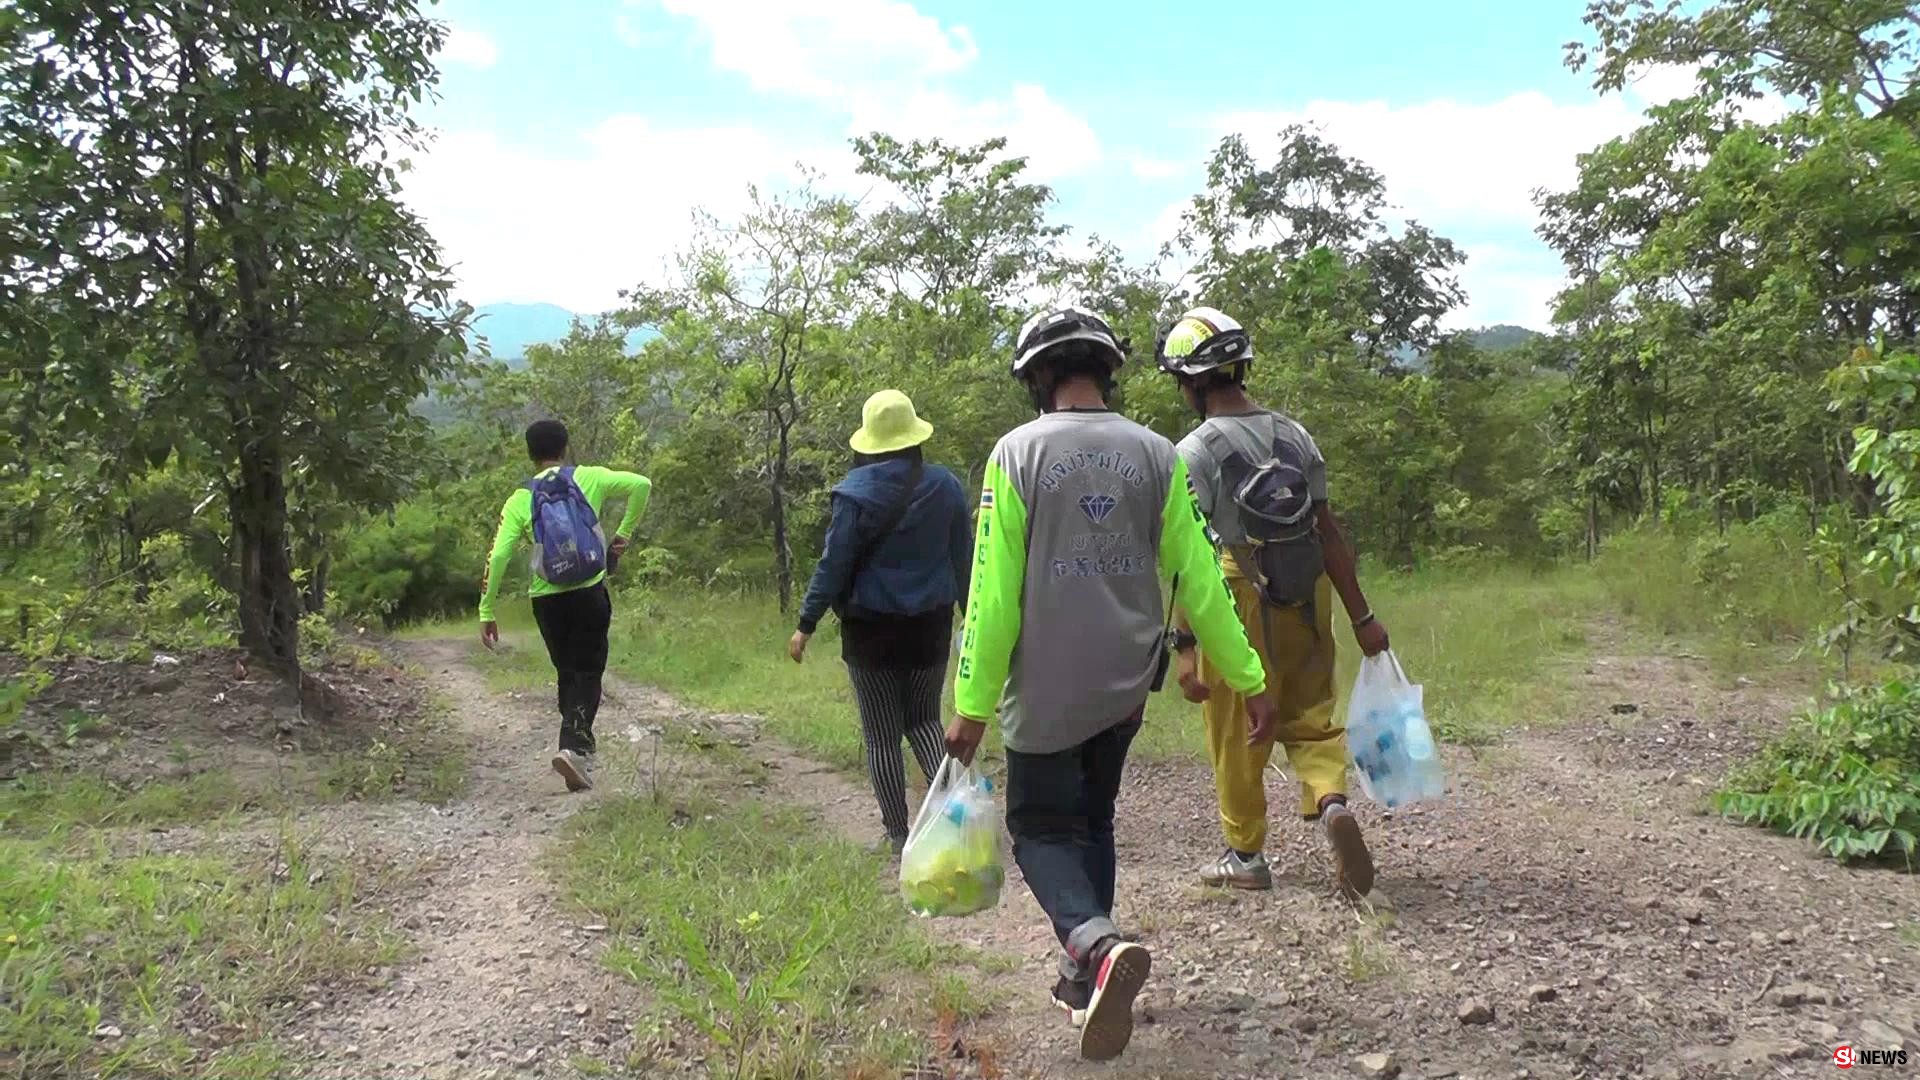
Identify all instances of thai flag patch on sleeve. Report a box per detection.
[980,487,994,509]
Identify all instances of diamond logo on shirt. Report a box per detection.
[1078,493,1119,524]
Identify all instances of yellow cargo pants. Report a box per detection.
[1197,567,1345,854]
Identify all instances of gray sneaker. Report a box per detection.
[1199,849,1272,890]
[552,749,593,792]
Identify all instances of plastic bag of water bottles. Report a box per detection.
[899,757,1005,918]
[1345,650,1445,808]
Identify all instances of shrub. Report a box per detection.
[1592,514,1838,649]
[1714,678,1920,863]
[333,502,483,627]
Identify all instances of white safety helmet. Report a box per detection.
[1010,306,1127,379]
[1155,306,1254,378]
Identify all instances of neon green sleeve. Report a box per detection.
[602,470,652,538]
[479,489,532,622]
[953,457,1027,723]
[1162,456,1265,696]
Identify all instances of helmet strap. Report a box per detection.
[1187,378,1213,421]
[1185,364,1249,419]
[1025,351,1116,413]
[1026,374,1054,414]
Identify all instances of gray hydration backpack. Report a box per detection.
[1198,412,1324,615]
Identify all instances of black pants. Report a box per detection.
[530,583,612,755]
[845,663,947,840]
[1004,710,1143,982]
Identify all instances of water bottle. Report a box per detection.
[944,773,991,826]
[1403,705,1435,762]
[1371,726,1395,779]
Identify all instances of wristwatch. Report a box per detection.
[1170,629,1199,652]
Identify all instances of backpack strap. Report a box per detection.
[524,465,571,493]
[1194,418,1275,597]
[839,459,925,608]
[1195,421,1235,471]
[1206,413,1322,637]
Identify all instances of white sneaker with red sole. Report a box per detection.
[1079,941,1151,1061]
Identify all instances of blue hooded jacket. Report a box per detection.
[797,457,972,634]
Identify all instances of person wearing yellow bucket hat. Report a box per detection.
[847,388,934,455]
[791,390,972,852]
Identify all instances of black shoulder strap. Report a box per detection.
[1196,418,1234,461]
[1269,410,1295,456]
[847,459,924,582]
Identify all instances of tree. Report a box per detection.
[1166,126,1480,561]
[624,181,862,610]
[852,134,1065,327]
[1177,126,1468,369]
[1571,0,1919,127]
[848,135,1069,486]
[1544,0,1920,536]
[450,319,641,465]
[0,1,469,681]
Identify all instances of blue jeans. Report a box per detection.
[1004,709,1143,981]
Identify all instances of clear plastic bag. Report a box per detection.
[1345,650,1445,809]
[899,756,1005,918]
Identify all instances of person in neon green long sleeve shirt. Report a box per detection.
[479,419,651,792]
[942,307,1273,1063]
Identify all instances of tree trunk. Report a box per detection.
[232,433,302,683]
[305,552,331,614]
[122,506,154,604]
[771,417,794,612]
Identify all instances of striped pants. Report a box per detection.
[845,663,948,841]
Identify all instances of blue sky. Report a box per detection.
[406,0,1696,329]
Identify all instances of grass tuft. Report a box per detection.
[0,771,263,835]
[434,562,1610,772]
[0,832,398,1079]
[555,787,986,1079]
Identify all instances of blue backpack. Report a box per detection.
[524,467,607,586]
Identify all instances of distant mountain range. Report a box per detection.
[466,302,657,366]
[464,302,1545,371]
[1467,324,1546,353]
[1393,324,1546,368]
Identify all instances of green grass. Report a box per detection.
[482,564,1606,765]
[1339,925,1398,983]
[318,736,468,805]
[1591,517,1844,673]
[1331,561,1605,747]
[0,771,266,835]
[0,832,399,1079]
[555,782,987,1079]
[3,732,466,837]
[438,539,1821,774]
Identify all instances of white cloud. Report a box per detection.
[440,28,500,70]
[649,0,977,100]
[1145,197,1190,255]
[639,0,1100,179]
[1214,91,1647,233]
[403,120,842,312]
[1452,244,1569,329]
[1128,155,1185,181]
[1207,65,1793,241]
[849,84,1100,181]
[1192,75,1785,328]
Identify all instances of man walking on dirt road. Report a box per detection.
[944,306,1275,1062]
[479,419,651,793]
[1154,307,1390,901]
